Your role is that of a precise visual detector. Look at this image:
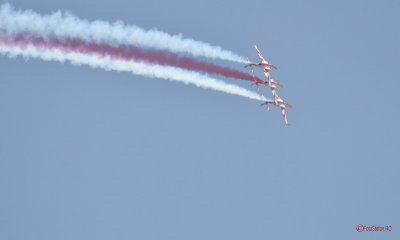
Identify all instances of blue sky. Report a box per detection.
[1,0,399,239]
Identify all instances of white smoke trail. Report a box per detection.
[0,44,264,101]
[0,3,246,63]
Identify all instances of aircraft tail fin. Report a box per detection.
[247,56,260,91]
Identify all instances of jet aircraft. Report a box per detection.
[245,44,278,71]
[247,44,292,125]
[261,96,292,125]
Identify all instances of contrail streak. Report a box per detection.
[0,3,246,63]
[0,39,265,101]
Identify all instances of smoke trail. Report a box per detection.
[0,39,265,101]
[0,32,261,83]
[0,3,246,63]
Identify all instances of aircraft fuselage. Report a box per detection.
[262,100,292,109]
[276,100,292,109]
[253,63,278,71]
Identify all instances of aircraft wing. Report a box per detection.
[262,69,279,101]
[271,88,279,102]
[281,107,289,125]
[254,44,267,63]
[263,69,271,81]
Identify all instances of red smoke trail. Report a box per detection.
[0,32,263,82]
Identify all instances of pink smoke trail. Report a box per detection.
[0,32,263,83]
